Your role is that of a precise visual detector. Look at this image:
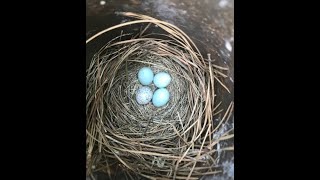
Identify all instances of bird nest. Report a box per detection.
[86,12,234,180]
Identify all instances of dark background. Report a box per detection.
[4,0,314,179]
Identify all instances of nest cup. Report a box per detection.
[86,12,234,179]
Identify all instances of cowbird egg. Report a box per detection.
[136,86,153,105]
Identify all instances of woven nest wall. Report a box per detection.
[86,12,234,180]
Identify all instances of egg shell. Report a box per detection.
[138,67,154,85]
[152,88,170,107]
[136,86,153,105]
[153,72,171,88]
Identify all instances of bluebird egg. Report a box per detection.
[153,72,171,88]
[136,86,153,105]
[138,67,154,85]
[152,88,170,107]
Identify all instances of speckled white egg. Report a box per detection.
[152,88,170,107]
[153,72,171,88]
[136,86,153,105]
[138,67,154,85]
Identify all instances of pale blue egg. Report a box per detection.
[136,86,153,105]
[138,67,154,85]
[153,72,171,88]
[152,88,170,107]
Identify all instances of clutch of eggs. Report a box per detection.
[136,68,171,107]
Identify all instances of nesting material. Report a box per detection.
[86,12,234,179]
